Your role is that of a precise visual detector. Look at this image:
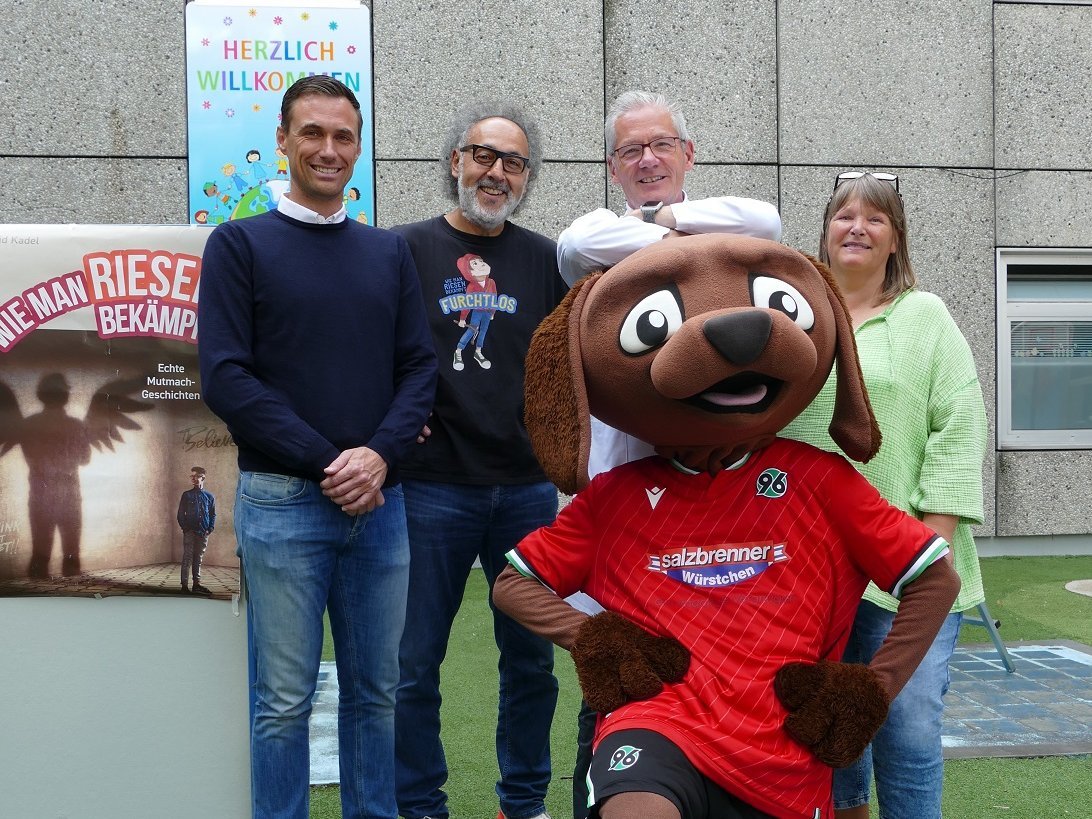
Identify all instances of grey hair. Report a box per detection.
[605,90,691,154]
[441,101,543,201]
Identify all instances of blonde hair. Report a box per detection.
[819,174,915,305]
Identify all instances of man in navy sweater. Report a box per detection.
[198,76,437,819]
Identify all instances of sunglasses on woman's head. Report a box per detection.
[833,171,900,193]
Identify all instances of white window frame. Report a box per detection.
[996,247,1092,449]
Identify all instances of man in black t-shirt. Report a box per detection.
[391,103,565,819]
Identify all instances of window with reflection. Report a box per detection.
[998,251,1092,448]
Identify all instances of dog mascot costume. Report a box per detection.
[493,234,960,819]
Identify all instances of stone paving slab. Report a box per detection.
[942,641,1092,759]
[308,642,1092,783]
[311,665,340,785]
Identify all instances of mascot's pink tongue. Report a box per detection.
[700,384,768,407]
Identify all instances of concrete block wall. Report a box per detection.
[991,1,1092,538]
[1,0,1089,541]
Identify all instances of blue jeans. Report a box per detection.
[395,479,559,819]
[457,311,493,351]
[236,472,410,819]
[833,600,962,819]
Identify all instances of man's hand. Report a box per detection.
[416,421,432,445]
[320,447,388,515]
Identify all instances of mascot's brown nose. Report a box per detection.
[702,311,772,366]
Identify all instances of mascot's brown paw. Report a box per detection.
[774,660,890,768]
[570,611,690,714]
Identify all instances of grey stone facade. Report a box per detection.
[1,0,1089,546]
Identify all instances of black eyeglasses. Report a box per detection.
[459,144,529,174]
[611,136,683,164]
[834,171,900,193]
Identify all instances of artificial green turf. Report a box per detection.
[943,756,1092,819]
[311,555,1092,818]
[312,569,581,818]
[961,555,1092,646]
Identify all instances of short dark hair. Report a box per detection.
[191,466,207,476]
[441,101,542,201]
[280,75,363,139]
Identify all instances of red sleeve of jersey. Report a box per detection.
[507,480,599,598]
[821,455,948,597]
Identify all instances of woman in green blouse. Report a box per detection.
[783,171,988,819]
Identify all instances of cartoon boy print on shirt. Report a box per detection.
[436,253,520,372]
[451,253,496,371]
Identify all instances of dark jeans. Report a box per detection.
[395,479,559,819]
[180,529,210,587]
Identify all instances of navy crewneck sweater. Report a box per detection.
[198,210,437,484]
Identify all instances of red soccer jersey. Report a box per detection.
[508,439,948,819]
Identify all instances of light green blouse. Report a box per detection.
[782,289,987,613]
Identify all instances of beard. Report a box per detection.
[456,157,525,231]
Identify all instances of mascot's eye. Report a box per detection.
[619,287,684,354]
[751,276,814,331]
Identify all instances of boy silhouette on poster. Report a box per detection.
[0,373,152,578]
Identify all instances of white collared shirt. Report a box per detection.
[277,194,347,224]
[556,192,782,286]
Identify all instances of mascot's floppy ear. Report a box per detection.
[524,272,600,495]
[805,254,882,462]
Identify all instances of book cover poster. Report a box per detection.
[185,1,374,225]
[0,224,239,600]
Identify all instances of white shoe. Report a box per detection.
[474,349,491,369]
[453,349,464,371]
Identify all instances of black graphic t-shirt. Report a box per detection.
[392,216,567,485]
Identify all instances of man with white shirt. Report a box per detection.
[558,90,783,477]
[198,75,437,819]
[558,89,782,819]
[559,91,782,281]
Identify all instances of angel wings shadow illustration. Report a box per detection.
[0,373,153,578]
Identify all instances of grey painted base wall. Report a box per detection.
[976,534,1092,558]
[0,597,250,818]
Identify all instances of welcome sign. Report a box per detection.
[184,0,374,225]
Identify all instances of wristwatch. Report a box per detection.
[640,201,664,223]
